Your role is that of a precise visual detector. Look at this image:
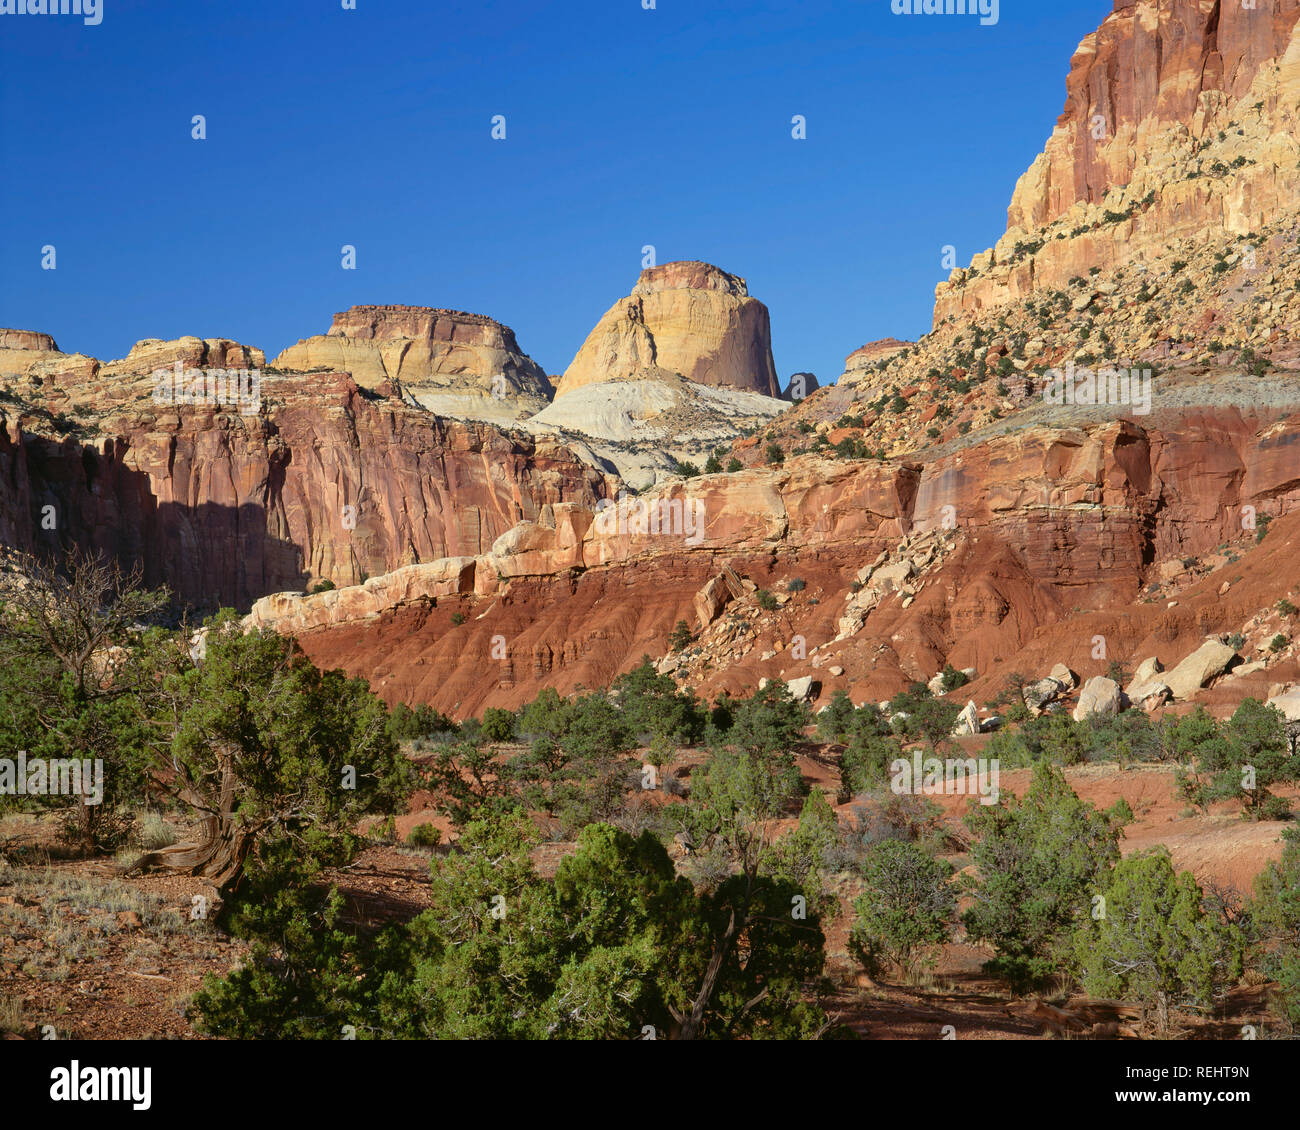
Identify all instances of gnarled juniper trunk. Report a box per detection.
[122,748,255,893]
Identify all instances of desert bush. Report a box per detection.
[479,707,517,745]
[1252,828,1300,1029]
[406,823,442,849]
[839,732,904,800]
[816,689,857,744]
[613,658,706,745]
[668,620,693,651]
[938,664,968,693]
[134,811,177,851]
[850,840,955,979]
[1177,699,1298,819]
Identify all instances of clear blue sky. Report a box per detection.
[0,0,1111,387]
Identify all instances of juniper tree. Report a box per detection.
[1075,849,1243,1035]
[129,610,409,893]
[0,548,169,851]
[850,839,955,979]
[962,762,1120,991]
[1251,826,1300,1029]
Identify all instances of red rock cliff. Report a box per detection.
[0,372,607,611]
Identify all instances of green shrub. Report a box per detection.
[962,763,1121,991]
[1075,849,1243,1035]
[406,823,442,848]
[480,707,517,745]
[850,840,955,979]
[1176,699,1298,819]
[938,664,968,693]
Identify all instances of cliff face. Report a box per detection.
[555,261,781,398]
[0,371,607,611]
[273,305,553,423]
[935,0,1300,324]
[0,330,59,352]
[251,406,1300,717]
[1015,0,1300,229]
[7,3,1300,722]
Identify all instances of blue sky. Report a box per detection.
[0,0,1111,387]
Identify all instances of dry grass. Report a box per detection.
[0,994,24,1034]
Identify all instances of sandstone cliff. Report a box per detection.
[934,0,1300,325]
[0,329,59,353]
[0,366,607,611]
[102,337,267,378]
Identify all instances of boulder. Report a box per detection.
[1125,657,1163,698]
[953,701,980,736]
[1126,681,1172,710]
[1024,676,1067,714]
[1163,639,1238,701]
[1226,660,1268,680]
[787,676,821,703]
[1073,676,1121,722]
[1267,689,1300,753]
[694,566,745,629]
[870,560,914,594]
[1049,663,1077,689]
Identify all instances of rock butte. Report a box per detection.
[555,260,781,399]
[0,329,59,352]
[273,304,553,422]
